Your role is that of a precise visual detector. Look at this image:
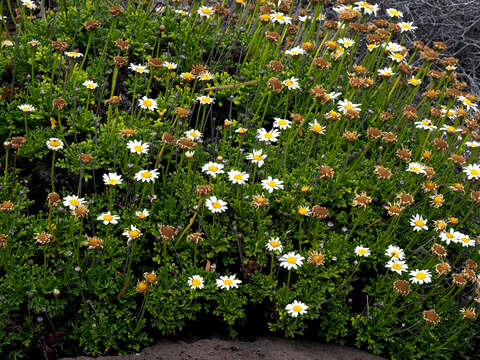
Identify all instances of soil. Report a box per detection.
[61,337,386,360]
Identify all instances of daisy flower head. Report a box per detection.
[228,170,249,185]
[324,92,342,102]
[309,120,326,135]
[389,52,406,63]
[246,149,267,168]
[46,138,64,151]
[127,140,149,155]
[463,164,480,180]
[410,214,428,231]
[103,172,123,186]
[138,96,158,111]
[123,225,142,241]
[134,169,159,183]
[197,72,213,81]
[185,129,203,142]
[297,205,311,217]
[129,63,149,74]
[202,161,224,178]
[354,245,370,257]
[367,43,378,52]
[257,128,280,143]
[235,127,248,135]
[439,228,459,245]
[285,46,306,56]
[162,61,177,70]
[386,8,403,18]
[261,176,284,193]
[409,269,432,284]
[337,99,361,115]
[285,300,308,318]
[97,212,120,225]
[180,72,195,81]
[385,42,404,53]
[407,77,422,86]
[196,95,215,105]
[355,1,379,15]
[415,119,437,131]
[270,11,292,24]
[279,251,305,270]
[188,275,204,290]
[2,39,13,47]
[135,209,150,220]
[385,245,405,260]
[216,274,242,290]
[205,196,228,214]
[337,37,355,48]
[63,195,86,210]
[18,104,35,113]
[83,80,98,90]
[466,141,480,149]
[457,96,478,112]
[406,162,426,175]
[378,67,395,78]
[282,77,300,90]
[386,259,408,274]
[398,22,417,33]
[197,6,215,18]
[455,233,475,247]
[265,237,283,252]
[273,118,292,130]
[65,51,83,58]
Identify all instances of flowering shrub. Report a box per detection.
[0,0,479,358]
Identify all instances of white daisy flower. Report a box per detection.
[457,96,478,112]
[456,233,475,247]
[378,67,395,78]
[64,51,83,58]
[309,120,326,135]
[83,80,98,90]
[410,214,428,231]
[282,77,300,90]
[261,176,284,193]
[386,259,408,274]
[337,37,355,48]
[246,149,267,168]
[386,8,403,18]
[323,92,342,102]
[97,212,120,225]
[439,228,459,245]
[162,62,177,70]
[385,42,403,53]
[134,169,159,183]
[265,237,283,252]
[273,118,292,130]
[129,63,149,74]
[201,162,224,178]
[2,39,13,47]
[46,138,64,151]
[415,119,437,131]
[122,225,142,241]
[188,275,204,289]
[466,141,480,149]
[257,128,280,143]
[279,251,304,270]
[285,300,308,318]
[138,96,158,111]
[216,275,242,290]
[270,11,292,24]
[409,269,432,284]
[185,129,203,142]
[205,196,228,213]
[63,195,86,210]
[406,162,426,175]
[337,99,361,114]
[285,46,306,56]
[463,164,480,180]
[196,95,215,105]
[135,209,150,220]
[385,245,405,260]
[103,172,123,186]
[21,0,37,7]
[389,52,405,63]
[228,170,249,185]
[197,6,214,18]
[18,104,35,112]
[127,140,149,155]
[197,72,213,81]
[398,22,417,33]
[354,245,370,257]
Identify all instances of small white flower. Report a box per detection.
[285,300,308,318]
[63,195,86,210]
[409,269,432,284]
[198,6,215,18]
[285,46,306,56]
[97,212,120,225]
[46,138,64,151]
[163,62,177,70]
[196,95,215,105]
[188,275,204,289]
[202,162,224,178]
[129,63,149,74]
[466,141,480,149]
[21,0,37,9]
[273,118,292,130]
[457,96,478,112]
[337,99,361,114]
[127,140,149,155]
[134,169,159,183]
[456,233,475,247]
[415,119,437,131]
[386,8,403,18]
[385,245,405,260]
[378,67,395,77]
[18,104,35,112]
[282,77,300,90]
[261,176,284,193]
[406,162,426,175]
[185,129,203,142]
[439,228,459,245]
[385,42,403,53]
[309,120,326,135]
[265,237,283,252]
[270,11,292,24]
[138,96,158,111]
[354,245,370,257]
[246,149,267,168]
[407,77,422,86]
[205,196,228,213]
[216,275,242,290]
[386,259,408,274]
[279,251,304,270]
[135,209,150,220]
[122,225,142,241]
[228,170,249,185]
[83,80,98,90]
[257,128,280,143]
[337,37,355,48]
[65,51,83,58]
[103,172,123,186]
[398,22,417,33]
[463,164,480,180]
[410,214,428,231]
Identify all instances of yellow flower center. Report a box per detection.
[277,120,287,126]
[284,80,293,87]
[270,241,279,248]
[393,263,402,270]
[223,279,233,286]
[143,99,153,107]
[70,199,79,206]
[416,272,426,280]
[312,124,323,133]
[87,84,95,89]
[446,233,454,239]
[461,237,469,243]
[134,145,143,152]
[415,220,424,227]
[212,202,221,209]
[136,67,144,72]
[129,230,139,238]
[275,14,285,21]
[433,196,442,204]
[410,166,420,172]
[138,213,146,219]
[391,251,399,258]
[286,256,297,264]
[298,208,308,215]
[264,133,273,139]
[234,174,243,180]
[470,169,479,176]
[393,53,403,59]
[141,171,152,178]
[267,181,277,188]
[108,179,117,185]
[253,154,263,161]
[50,140,60,147]
[104,214,113,221]
[292,305,302,313]
[422,120,430,126]
[358,249,367,255]
[201,8,212,14]
[208,165,218,172]
[192,278,201,287]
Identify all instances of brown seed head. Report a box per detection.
[71,205,89,218]
[307,250,325,267]
[0,233,6,247]
[267,77,283,92]
[0,201,14,212]
[423,309,440,325]
[34,232,52,245]
[268,60,283,73]
[86,235,103,249]
[312,205,329,219]
[84,19,101,30]
[51,40,68,52]
[162,132,176,146]
[53,97,67,111]
[374,165,392,180]
[352,191,372,209]
[393,280,411,295]
[109,5,124,17]
[159,224,176,240]
[79,153,93,164]
[46,192,61,207]
[431,243,447,258]
[113,56,128,67]
[196,185,213,197]
[147,57,163,68]
[436,262,451,275]
[143,271,158,285]
[187,232,204,244]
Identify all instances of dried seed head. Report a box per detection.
[374,165,392,180]
[431,243,447,258]
[34,232,52,245]
[162,132,176,146]
[147,57,163,68]
[79,153,93,164]
[423,309,440,325]
[119,128,136,138]
[464,259,478,270]
[318,165,334,179]
[393,280,411,295]
[252,194,269,208]
[196,185,213,197]
[460,307,476,320]
[109,5,124,17]
[352,191,372,208]
[452,273,467,286]
[177,137,196,150]
[143,271,158,285]
[187,232,204,244]
[85,235,103,249]
[268,60,283,73]
[51,40,68,52]
[307,250,325,267]
[84,19,101,30]
[396,193,414,206]
[136,280,149,293]
[366,127,383,141]
[384,201,404,216]
[113,55,128,67]
[0,201,14,212]
[53,97,67,111]
[47,192,61,207]
[174,107,190,118]
[312,205,329,219]
[313,57,331,70]
[71,205,89,219]
[159,224,176,240]
[267,77,283,92]
[435,262,451,275]
[265,31,280,42]
[290,113,304,124]
[10,136,26,150]
[0,234,7,247]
